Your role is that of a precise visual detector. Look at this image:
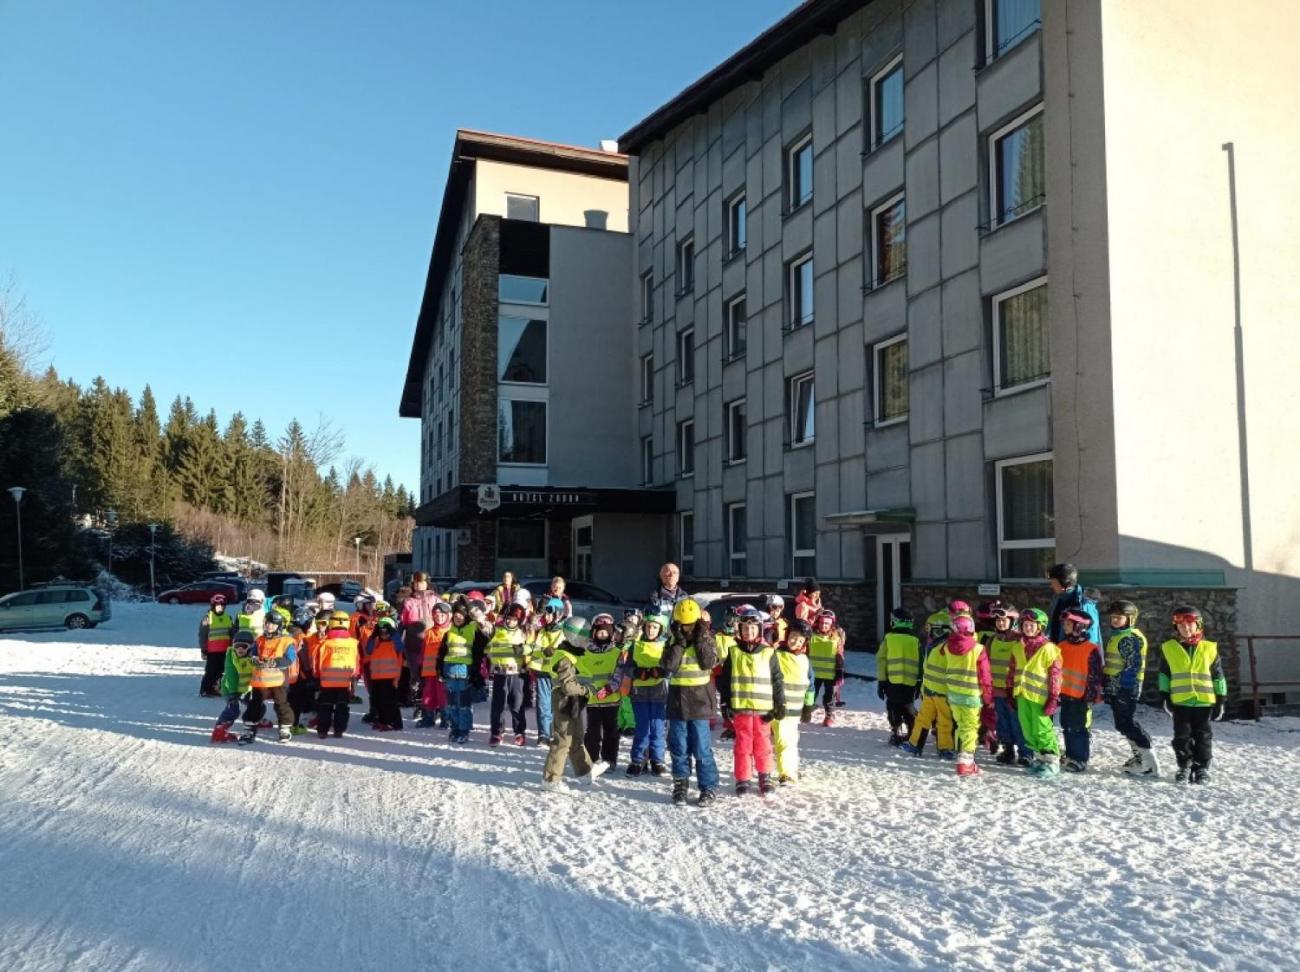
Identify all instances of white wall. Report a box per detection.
[473,160,629,232]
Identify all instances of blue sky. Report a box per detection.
[0,0,793,493]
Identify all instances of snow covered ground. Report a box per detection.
[2,604,1299,971]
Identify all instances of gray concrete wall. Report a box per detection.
[590,513,667,601]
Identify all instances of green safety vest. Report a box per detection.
[1160,639,1219,705]
[206,610,234,651]
[879,631,920,686]
[1013,641,1061,705]
[630,637,668,687]
[1104,628,1148,680]
[577,646,621,706]
[809,633,838,680]
[941,643,985,708]
[775,649,811,711]
[529,627,564,673]
[713,633,736,666]
[669,644,711,688]
[235,610,263,636]
[729,646,776,712]
[442,623,477,666]
[486,626,525,673]
[988,636,1020,696]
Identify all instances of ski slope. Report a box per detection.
[1,603,1298,971]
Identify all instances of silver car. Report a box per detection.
[0,585,111,631]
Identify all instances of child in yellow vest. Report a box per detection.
[876,607,921,746]
[1103,599,1159,777]
[985,603,1032,766]
[901,611,955,758]
[1006,607,1063,778]
[773,619,814,784]
[941,602,994,777]
[1159,605,1227,784]
[717,608,785,796]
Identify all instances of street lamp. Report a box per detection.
[105,509,118,575]
[8,487,26,590]
[353,536,363,574]
[148,523,158,598]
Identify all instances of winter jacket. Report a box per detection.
[617,636,669,701]
[400,590,439,630]
[1158,636,1228,707]
[439,622,489,685]
[220,649,256,698]
[198,609,235,653]
[717,643,785,717]
[1105,627,1147,697]
[490,583,520,615]
[793,592,822,623]
[939,632,993,708]
[1006,637,1063,715]
[662,621,718,721]
[1048,585,1101,645]
[363,633,405,683]
[550,645,591,716]
[647,584,688,615]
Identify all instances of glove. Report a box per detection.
[761,711,774,723]
[876,681,887,700]
[772,705,786,722]
[720,706,732,723]
[1043,699,1059,718]
[800,704,814,724]
[595,688,609,701]
[1161,694,1172,716]
[1102,688,1116,706]
[1212,700,1225,722]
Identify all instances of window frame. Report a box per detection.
[639,352,655,406]
[987,103,1045,228]
[725,293,747,361]
[497,397,548,467]
[725,397,747,464]
[726,191,747,258]
[676,326,696,387]
[676,418,695,478]
[727,502,748,577]
[870,192,907,288]
[984,0,1043,63]
[679,510,695,574]
[867,54,905,151]
[786,133,814,211]
[504,192,540,222]
[872,333,910,427]
[995,451,1056,582]
[641,435,654,486]
[788,371,816,448]
[640,270,655,324]
[786,251,814,330]
[675,235,696,296]
[790,491,817,577]
[991,275,1051,395]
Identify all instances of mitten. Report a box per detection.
[1043,699,1059,718]
[876,681,887,700]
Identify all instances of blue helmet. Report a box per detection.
[543,597,566,614]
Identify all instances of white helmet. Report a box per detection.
[248,588,266,603]
[513,588,532,606]
[318,592,336,609]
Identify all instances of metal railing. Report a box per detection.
[1237,634,1300,719]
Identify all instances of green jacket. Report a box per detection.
[220,650,256,698]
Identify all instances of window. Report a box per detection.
[499,519,547,559]
[498,400,546,465]
[872,193,906,287]
[986,0,1041,61]
[868,56,904,149]
[640,271,654,323]
[677,327,695,386]
[499,275,548,304]
[786,253,814,329]
[990,105,1044,226]
[727,503,748,577]
[641,435,654,485]
[993,277,1050,391]
[679,511,695,574]
[676,236,695,294]
[996,453,1055,581]
[498,316,547,384]
[726,193,747,256]
[873,335,909,424]
[725,295,747,360]
[790,492,816,577]
[725,398,747,463]
[447,408,454,451]
[640,353,654,405]
[677,419,695,476]
[505,193,540,221]
[788,372,815,446]
[787,135,813,210]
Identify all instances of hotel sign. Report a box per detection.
[502,490,587,505]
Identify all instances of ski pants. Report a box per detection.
[200,650,225,695]
[315,687,351,736]
[489,672,526,738]
[813,678,837,715]
[217,696,243,726]
[951,702,982,754]
[1016,696,1059,754]
[1171,704,1213,769]
[543,707,593,783]
[443,676,474,735]
[533,674,553,740]
[288,679,316,727]
[1110,695,1152,750]
[909,694,954,751]
[244,686,292,727]
[771,715,802,779]
[883,682,917,738]
[618,695,636,731]
[1059,698,1093,763]
[421,676,448,717]
[668,718,719,791]
[731,712,774,782]
[584,704,621,766]
[994,695,1030,758]
[369,679,403,729]
[629,698,666,765]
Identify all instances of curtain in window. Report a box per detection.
[879,341,908,419]
[997,114,1044,221]
[1001,459,1054,542]
[999,285,1049,387]
[877,201,906,283]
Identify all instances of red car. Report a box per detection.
[157,581,239,605]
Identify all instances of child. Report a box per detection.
[901,612,955,758]
[234,593,266,639]
[211,630,257,743]
[364,616,405,731]
[1103,599,1159,776]
[808,609,842,727]
[240,609,297,744]
[197,593,234,697]
[714,606,740,737]
[940,602,994,777]
[984,604,1031,765]
[662,598,721,806]
[875,607,920,746]
[315,610,360,738]
[542,617,608,792]
[527,597,567,745]
[773,619,814,785]
[485,602,529,746]
[578,613,624,768]
[621,611,670,777]
[1057,607,1104,772]
[1006,607,1062,778]
[1159,605,1227,784]
[440,599,489,744]
[417,600,452,728]
[718,608,784,796]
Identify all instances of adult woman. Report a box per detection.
[491,571,520,616]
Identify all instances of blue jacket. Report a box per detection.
[1049,585,1100,645]
[1108,629,1146,696]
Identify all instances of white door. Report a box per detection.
[571,516,594,582]
[875,534,911,641]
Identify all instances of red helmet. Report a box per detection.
[502,602,527,627]
[210,593,227,607]
[814,609,837,634]
[1062,608,1092,626]
[467,590,488,604]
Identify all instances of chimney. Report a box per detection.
[599,139,619,153]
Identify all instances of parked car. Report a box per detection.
[0,585,111,631]
[318,579,365,600]
[157,581,239,605]
[691,591,786,631]
[521,578,629,620]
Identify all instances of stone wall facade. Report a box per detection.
[458,215,500,486]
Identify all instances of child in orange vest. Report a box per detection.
[364,617,406,731]
[239,609,298,745]
[1057,608,1104,772]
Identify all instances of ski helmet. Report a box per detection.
[1172,605,1203,630]
[785,618,812,651]
[1107,600,1139,625]
[432,600,452,623]
[642,613,668,639]
[671,599,702,626]
[951,615,976,636]
[1019,607,1049,633]
[263,611,284,633]
[926,611,951,636]
[542,597,566,615]
[888,606,914,631]
[318,592,336,609]
[948,599,973,618]
[314,609,331,626]
[502,603,527,628]
[764,594,785,612]
[375,616,397,633]
[248,588,265,603]
[210,593,227,607]
[329,609,351,627]
[814,609,837,634]
[721,605,742,634]
[562,615,590,649]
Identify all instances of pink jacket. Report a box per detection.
[401,590,438,629]
[945,632,993,706]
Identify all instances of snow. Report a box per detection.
[2,604,1299,971]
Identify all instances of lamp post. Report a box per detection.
[148,523,158,599]
[106,509,118,575]
[8,487,26,590]
[353,536,363,574]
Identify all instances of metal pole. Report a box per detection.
[149,523,158,598]
[14,496,23,590]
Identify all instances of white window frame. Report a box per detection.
[726,191,747,257]
[872,333,909,427]
[992,275,1050,396]
[725,294,747,361]
[640,270,654,324]
[995,451,1055,582]
[871,191,906,288]
[787,134,814,210]
[677,418,695,477]
[676,235,695,294]
[786,252,814,329]
[679,510,695,574]
[987,103,1045,228]
[640,352,654,405]
[641,435,654,485]
[504,192,540,221]
[725,397,747,464]
[984,0,1042,63]
[677,327,695,387]
[497,397,548,468]
[727,502,747,577]
[867,54,904,151]
[788,371,815,447]
[790,491,817,577]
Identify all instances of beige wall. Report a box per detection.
[1099,0,1300,632]
[473,160,629,232]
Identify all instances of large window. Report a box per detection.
[676,235,695,294]
[787,134,813,210]
[640,270,654,323]
[641,435,654,485]
[725,295,747,360]
[789,372,815,447]
[990,105,1044,226]
[996,453,1055,581]
[993,277,1050,391]
[498,400,546,465]
[505,193,539,221]
[677,327,695,386]
[499,275,548,304]
[499,518,546,559]
[873,335,909,425]
[726,192,747,257]
[498,316,547,384]
[986,0,1042,61]
[790,492,816,577]
[872,193,907,287]
[868,55,904,149]
[726,398,747,463]
[727,503,747,577]
[677,419,695,477]
[679,511,695,574]
[787,252,814,329]
[640,353,654,405]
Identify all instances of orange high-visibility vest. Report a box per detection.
[251,635,295,689]
[1058,640,1097,700]
[367,636,401,682]
[422,625,449,677]
[318,633,360,689]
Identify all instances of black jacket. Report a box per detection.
[662,621,718,721]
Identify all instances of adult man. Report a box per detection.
[1046,563,1101,645]
[648,562,688,614]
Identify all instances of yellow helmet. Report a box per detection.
[329,610,351,626]
[671,598,702,625]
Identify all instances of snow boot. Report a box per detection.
[290,725,307,736]
[822,713,835,727]
[1016,752,1034,767]
[956,753,981,777]
[1029,753,1060,778]
[541,779,567,793]
[210,722,237,744]
[778,774,795,786]
[375,723,400,733]
[696,788,717,807]
[626,761,644,777]
[720,727,736,741]
[1062,757,1087,773]
[938,749,956,761]
[758,773,775,797]
[800,705,814,724]
[489,734,502,747]
[332,729,345,738]
[899,741,923,756]
[1121,742,1143,771]
[650,761,668,777]
[1131,748,1161,777]
[317,730,329,740]
[1191,764,1211,785]
[278,725,292,743]
[514,734,526,747]
[361,713,376,724]
[237,727,258,746]
[887,732,904,748]
[1175,765,1190,784]
[735,779,753,797]
[672,779,689,805]
[417,715,436,729]
[995,744,1016,765]
[589,761,610,781]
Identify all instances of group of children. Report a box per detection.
[875,597,1228,782]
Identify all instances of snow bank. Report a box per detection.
[1,605,1297,971]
